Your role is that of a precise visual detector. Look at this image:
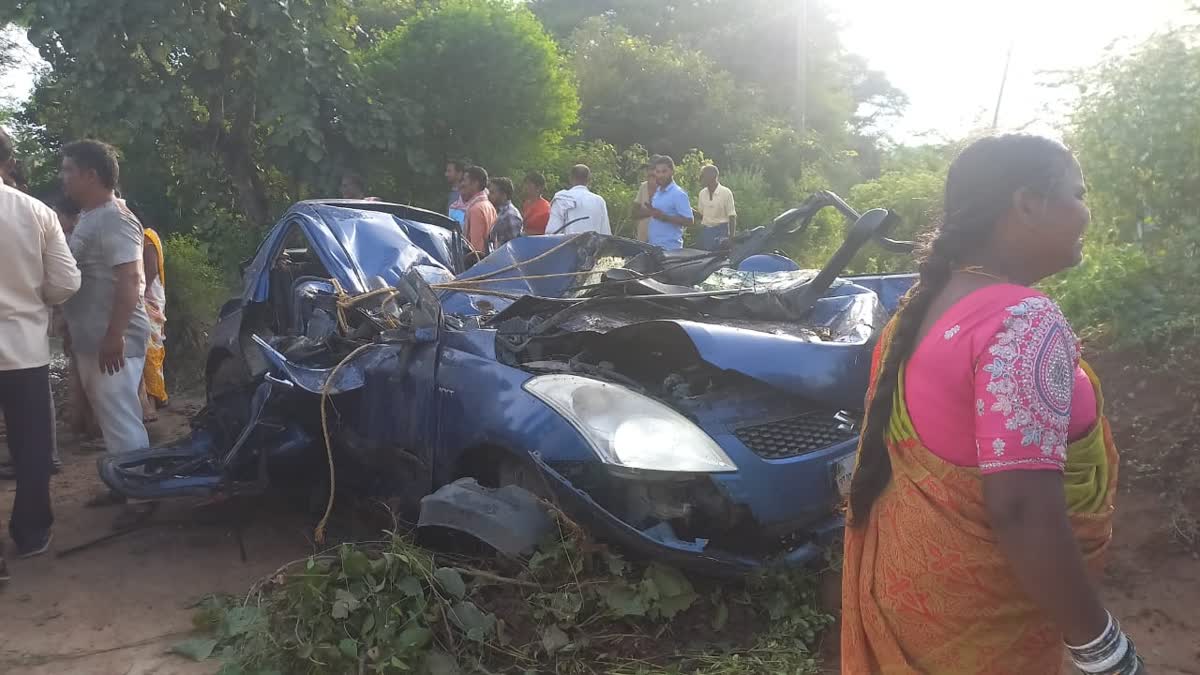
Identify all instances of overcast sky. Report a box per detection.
[4,3,1197,143]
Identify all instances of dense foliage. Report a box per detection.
[1049,23,1200,344]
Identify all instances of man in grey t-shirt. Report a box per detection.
[61,141,150,502]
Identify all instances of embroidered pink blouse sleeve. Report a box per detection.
[973,296,1080,474]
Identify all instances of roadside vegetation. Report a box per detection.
[179,513,832,674]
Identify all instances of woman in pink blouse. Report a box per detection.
[842,135,1143,674]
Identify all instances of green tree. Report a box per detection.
[0,26,28,124]
[1067,27,1200,243]
[532,0,905,139]
[567,18,741,163]
[347,0,423,39]
[0,27,18,79]
[2,0,363,226]
[1054,23,1200,343]
[360,0,578,206]
[847,164,946,272]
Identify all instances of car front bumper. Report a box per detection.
[528,453,844,578]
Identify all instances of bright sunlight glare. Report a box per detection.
[834,0,1197,141]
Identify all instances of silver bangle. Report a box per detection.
[1066,611,1116,651]
[1068,612,1141,675]
[1073,633,1128,673]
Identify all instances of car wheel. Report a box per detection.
[497,454,552,500]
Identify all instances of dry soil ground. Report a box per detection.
[0,352,1197,674]
[0,404,314,675]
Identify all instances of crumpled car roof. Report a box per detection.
[245,201,459,302]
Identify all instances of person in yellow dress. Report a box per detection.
[139,227,167,421]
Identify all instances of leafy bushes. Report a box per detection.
[182,515,831,675]
[163,234,230,389]
[720,168,785,234]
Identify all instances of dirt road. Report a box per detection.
[0,404,313,675]
[1,353,1198,674]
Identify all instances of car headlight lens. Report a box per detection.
[523,374,737,473]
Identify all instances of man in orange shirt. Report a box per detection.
[520,172,551,235]
[461,165,497,254]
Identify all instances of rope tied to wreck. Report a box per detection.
[309,241,750,542]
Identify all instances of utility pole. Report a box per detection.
[798,0,808,133]
[991,41,1015,130]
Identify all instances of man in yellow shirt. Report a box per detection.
[696,165,736,251]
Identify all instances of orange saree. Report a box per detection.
[841,323,1119,674]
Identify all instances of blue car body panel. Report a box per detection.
[212,203,918,573]
[242,201,462,303]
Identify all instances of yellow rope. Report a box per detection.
[306,245,637,542]
[312,274,438,542]
[457,234,584,282]
[329,278,351,334]
[431,269,603,286]
[313,341,377,545]
[427,285,529,301]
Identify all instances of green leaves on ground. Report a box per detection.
[186,519,831,675]
[171,637,218,662]
[432,567,466,600]
[596,563,699,620]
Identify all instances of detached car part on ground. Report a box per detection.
[100,195,917,576]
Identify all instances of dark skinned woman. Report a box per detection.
[841,135,1144,674]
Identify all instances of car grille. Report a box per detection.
[735,411,858,460]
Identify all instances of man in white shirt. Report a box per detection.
[0,128,81,570]
[696,164,737,251]
[545,164,612,236]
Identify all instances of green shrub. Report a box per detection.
[164,234,231,389]
[1041,234,1153,343]
[721,168,785,233]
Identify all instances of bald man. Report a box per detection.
[545,164,611,236]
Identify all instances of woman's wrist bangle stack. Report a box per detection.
[1066,611,1143,674]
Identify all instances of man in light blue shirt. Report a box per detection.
[445,159,467,225]
[640,155,694,249]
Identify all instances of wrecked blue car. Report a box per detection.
[100,194,916,575]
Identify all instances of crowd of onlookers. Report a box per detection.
[342,154,738,257]
[0,130,168,582]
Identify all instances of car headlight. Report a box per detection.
[523,374,737,473]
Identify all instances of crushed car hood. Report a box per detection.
[598,318,875,411]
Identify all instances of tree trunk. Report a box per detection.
[222,142,271,226]
[218,93,271,226]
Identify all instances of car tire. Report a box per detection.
[497,454,552,500]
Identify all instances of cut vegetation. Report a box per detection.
[184,511,833,675]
